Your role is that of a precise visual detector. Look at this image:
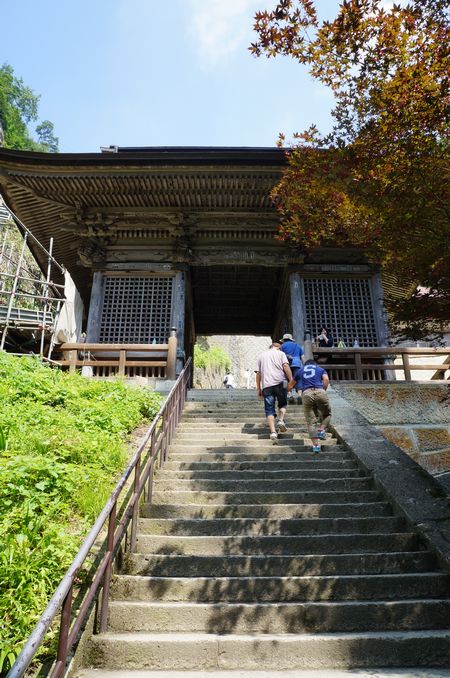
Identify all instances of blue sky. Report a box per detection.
[2,0,341,153]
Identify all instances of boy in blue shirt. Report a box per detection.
[288,359,331,453]
[280,333,304,404]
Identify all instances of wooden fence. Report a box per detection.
[59,333,177,380]
[313,347,450,382]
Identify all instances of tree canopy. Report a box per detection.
[0,63,58,152]
[251,0,450,339]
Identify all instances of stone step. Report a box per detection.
[107,598,450,634]
[181,419,306,425]
[157,468,367,480]
[179,417,306,424]
[142,501,394,520]
[173,433,318,442]
[136,516,406,536]
[173,436,337,448]
[168,450,346,462]
[111,572,450,603]
[85,629,450,670]
[76,669,450,678]
[168,445,339,456]
[134,532,419,556]
[182,410,303,416]
[163,459,359,471]
[150,490,380,505]
[177,420,308,436]
[154,478,373,493]
[124,551,435,577]
[183,407,292,414]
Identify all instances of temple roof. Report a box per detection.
[0,147,287,301]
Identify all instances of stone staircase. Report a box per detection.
[79,389,450,675]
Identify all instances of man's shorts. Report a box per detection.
[262,383,288,417]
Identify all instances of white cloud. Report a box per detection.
[187,0,262,67]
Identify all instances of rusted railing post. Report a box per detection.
[54,583,74,677]
[130,458,141,552]
[166,327,177,380]
[99,501,116,632]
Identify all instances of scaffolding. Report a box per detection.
[0,196,66,358]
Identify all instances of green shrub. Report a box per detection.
[0,353,162,673]
[194,344,231,371]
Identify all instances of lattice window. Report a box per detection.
[99,276,173,344]
[303,277,378,347]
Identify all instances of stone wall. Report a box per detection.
[334,383,450,485]
[203,335,271,389]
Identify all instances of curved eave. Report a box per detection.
[0,146,288,168]
[0,147,287,303]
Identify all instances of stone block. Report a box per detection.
[417,450,450,475]
[378,427,416,453]
[415,428,450,452]
[335,383,450,425]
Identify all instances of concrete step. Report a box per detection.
[156,468,367,480]
[136,516,406,536]
[134,533,419,556]
[85,629,450,670]
[150,490,381,505]
[124,551,435,577]
[111,572,450,603]
[107,598,450,634]
[153,478,373,493]
[142,501,394,520]
[170,439,339,450]
[163,459,359,471]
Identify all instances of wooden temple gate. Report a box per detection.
[0,146,398,380]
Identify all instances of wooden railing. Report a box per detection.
[59,330,177,380]
[8,357,192,678]
[313,347,450,382]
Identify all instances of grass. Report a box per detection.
[0,352,162,674]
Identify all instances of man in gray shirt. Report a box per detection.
[256,342,293,444]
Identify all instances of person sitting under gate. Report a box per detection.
[223,370,236,389]
[289,359,332,454]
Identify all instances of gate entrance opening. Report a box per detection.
[190,265,284,337]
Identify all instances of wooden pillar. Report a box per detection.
[171,270,186,375]
[86,271,105,343]
[166,327,177,380]
[289,272,305,346]
[371,271,394,381]
[371,271,390,346]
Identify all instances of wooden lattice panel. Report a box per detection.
[303,277,378,347]
[99,275,173,344]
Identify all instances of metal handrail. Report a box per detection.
[8,357,192,678]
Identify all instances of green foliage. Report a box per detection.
[194,343,231,371]
[0,63,59,152]
[0,353,161,673]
